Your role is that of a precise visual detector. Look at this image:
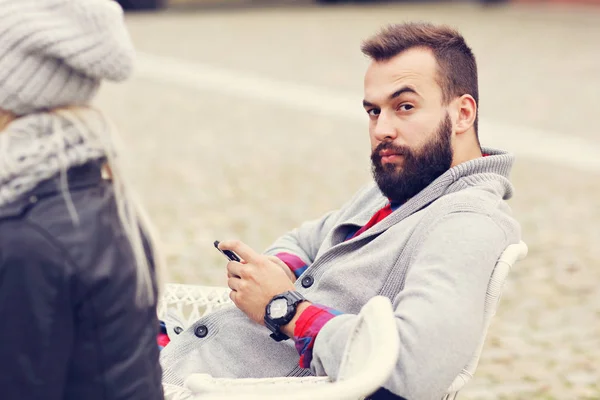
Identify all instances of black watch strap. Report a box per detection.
[264,291,306,342]
[269,330,290,342]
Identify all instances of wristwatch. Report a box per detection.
[264,291,306,342]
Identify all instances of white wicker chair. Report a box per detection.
[159,241,528,400]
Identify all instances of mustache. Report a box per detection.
[371,142,412,160]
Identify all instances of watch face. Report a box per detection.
[269,298,288,319]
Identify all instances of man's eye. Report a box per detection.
[398,104,414,112]
[367,108,380,116]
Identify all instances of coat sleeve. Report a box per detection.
[309,212,513,400]
[264,209,343,275]
[264,185,372,268]
[0,222,75,400]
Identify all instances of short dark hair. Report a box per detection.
[361,22,479,136]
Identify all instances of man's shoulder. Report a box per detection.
[435,179,512,211]
[426,185,521,241]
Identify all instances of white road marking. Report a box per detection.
[134,52,600,173]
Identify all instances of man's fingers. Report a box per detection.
[226,271,238,279]
[227,276,242,292]
[226,261,244,278]
[219,240,260,264]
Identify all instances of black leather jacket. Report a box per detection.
[0,162,163,400]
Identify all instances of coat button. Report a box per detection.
[301,275,314,288]
[194,325,208,338]
[174,326,183,335]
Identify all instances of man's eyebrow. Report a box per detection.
[362,99,376,108]
[363,86,420,108]
[389,86,419,100]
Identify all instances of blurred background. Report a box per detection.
[97,0,599,398]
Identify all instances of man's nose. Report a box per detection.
[373,112,397,142]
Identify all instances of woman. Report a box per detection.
[0,1,164,399]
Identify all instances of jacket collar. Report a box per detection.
[330,148,515,245]
[0,161,105,219]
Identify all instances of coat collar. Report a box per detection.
[0,161,105,219]
[329,148,515,245]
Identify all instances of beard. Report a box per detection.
[370,114,453,204]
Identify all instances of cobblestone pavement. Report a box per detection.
[95,2,600,398]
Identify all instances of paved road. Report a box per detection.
[94,2,600,398]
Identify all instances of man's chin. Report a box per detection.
[379,164,403,176]
[380,162,403,171]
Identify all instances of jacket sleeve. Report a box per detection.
[264,209,344,270]
[309,212,512,400]
[264,185,372,268]
[0,222,75,400]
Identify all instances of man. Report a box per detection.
[160,22,521,400]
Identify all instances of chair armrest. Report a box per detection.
[163,383,194,400]
[183,296,399,400]
[184,374,331,395]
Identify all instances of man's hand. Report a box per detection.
[266,255,297,282]
[219,240,296,325]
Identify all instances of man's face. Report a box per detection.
[363,47,454,203]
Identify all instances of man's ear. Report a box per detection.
[454,95,477,135]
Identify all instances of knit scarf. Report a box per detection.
[0,111,108,208]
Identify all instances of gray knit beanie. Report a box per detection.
[0,0,136,116]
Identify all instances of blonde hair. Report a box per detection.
[49,106,165,307]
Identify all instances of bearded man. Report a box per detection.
[160,22,521,400]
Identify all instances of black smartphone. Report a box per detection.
[214,240,242,262]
